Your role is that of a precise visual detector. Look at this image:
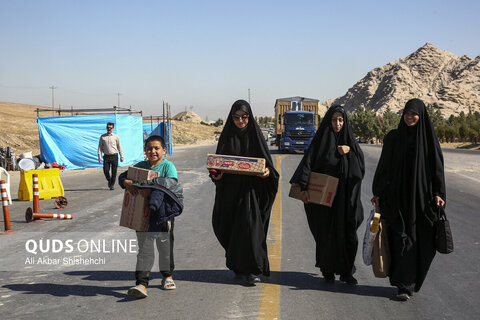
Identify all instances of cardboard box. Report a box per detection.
[120,167,159,231]
[289,172,339,207]
[206,154,266,176]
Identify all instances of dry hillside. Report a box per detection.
[0,102,217,155]
[0,102,43,155]
[172,110,204,123]
[170,120,218,145]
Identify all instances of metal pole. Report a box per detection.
[166,104,170,154]
[49,85,57,115]
[169,104,172,154]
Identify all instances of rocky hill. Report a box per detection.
[172,110,204,123]
[327,43,480,116]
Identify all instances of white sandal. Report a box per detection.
[162,278,176,290]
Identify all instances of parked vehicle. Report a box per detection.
[273,97,320,153]
[261,130,270,142]
[270,137,276,146]
[277,111,316,152]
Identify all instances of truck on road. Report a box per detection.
[274,97,320,153]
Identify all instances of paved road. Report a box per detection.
[1,144,479,319]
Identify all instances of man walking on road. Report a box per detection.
[98,122,124,190]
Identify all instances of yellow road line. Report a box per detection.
[258,154,287,320]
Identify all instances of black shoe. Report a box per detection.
[247,274,261,286]
[322,273,335,283]
[109,186,114,190]
[339,274,358,285]
[233,272,244,280]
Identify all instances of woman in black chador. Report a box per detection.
[372,98,446,301]
[210,99,279,285]
[290,105,365,285]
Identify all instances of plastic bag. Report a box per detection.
[362,207,380,265]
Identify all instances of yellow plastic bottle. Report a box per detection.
[370,212,381,233]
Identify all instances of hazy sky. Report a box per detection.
[1,0,479,120]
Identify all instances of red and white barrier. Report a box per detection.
[33,174,40,214]
[25,174,73,223]
[25,174,44,222]
[25,207,73,223]
[1,179,16,234]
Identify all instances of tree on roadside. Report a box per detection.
[466,127,478,144]
[344,103,479,145]
[426,104,446,127]
[444,126,457,143]
[376,107,401,142]
[349,106,379,142]
[458,124,468,142]
[214,118,224,127]
[436,126,446,142]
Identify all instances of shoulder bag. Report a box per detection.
[435,205,454,254]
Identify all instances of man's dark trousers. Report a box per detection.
[103,153,118,189]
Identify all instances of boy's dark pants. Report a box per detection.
[135,220,175,287]
[102,154,118,188]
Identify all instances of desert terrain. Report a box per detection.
[0,102,218,155]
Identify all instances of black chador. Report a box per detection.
[211,100,279,278]
[372,98,446,296]
[290,106,365,282]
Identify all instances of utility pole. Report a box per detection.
[117,93,121,108]
[166,103,171,154]
[163,101,165,124]
[49,85,57,115]
[248,88,251,104]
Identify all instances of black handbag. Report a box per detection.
[435,205,453,254]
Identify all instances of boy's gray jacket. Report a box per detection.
[134,177,183,233]
[136,177,184,205]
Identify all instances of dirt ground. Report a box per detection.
[438,142,480,150]
[0,102,218,155]
[0,102,42,155]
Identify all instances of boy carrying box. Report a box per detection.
[119,135,183,299]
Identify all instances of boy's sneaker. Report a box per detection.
[127,284,148,299]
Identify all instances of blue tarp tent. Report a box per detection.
[142,122,173,155]
[37,114,144,170]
